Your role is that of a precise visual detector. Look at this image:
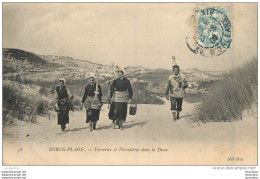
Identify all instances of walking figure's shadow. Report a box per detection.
[95,125,113,131]
[96,120,148,131]
[65,127,88,132]
[123,121,148,129]
[181,114,193,119]
[118,120,148,129]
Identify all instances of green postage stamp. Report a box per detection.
[196,6,231,50]
[186,6,232,56]
[186,6,232,57]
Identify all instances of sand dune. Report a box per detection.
[3,100,257,165]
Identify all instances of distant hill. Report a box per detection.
[3,48,48,73]
[3,48,223,80]
[2,48,225,98]
[3,48,46,65]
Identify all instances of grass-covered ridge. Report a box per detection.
[3,80,51,124]
[194,58,257,122]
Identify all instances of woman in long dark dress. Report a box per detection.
[81,76,102,131]
[55,78,73,131]
[110,70,133,130]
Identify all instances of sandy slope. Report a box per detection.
[3,99,257,165]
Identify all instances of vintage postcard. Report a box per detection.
[2,3,257,167]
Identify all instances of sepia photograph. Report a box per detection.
[2,2,257,167]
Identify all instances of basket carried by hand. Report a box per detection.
[129,103,137,115]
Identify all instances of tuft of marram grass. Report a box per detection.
[194,58,257,122]
[3,81,51,124]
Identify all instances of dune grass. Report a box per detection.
[3,81,50,124]
[194,58,257,122]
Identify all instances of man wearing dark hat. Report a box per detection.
[110,69,133,130]
[165,65,188,121]
[55,78,73,131]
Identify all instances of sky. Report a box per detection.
[3,3,257,71]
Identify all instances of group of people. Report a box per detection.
[55,69,133,132]
[54,65,188,132]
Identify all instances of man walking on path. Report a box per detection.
[165,65,188,121]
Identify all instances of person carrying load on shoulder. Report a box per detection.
[110,69,133,130]
[55,78,73,132]
[165,65,188,121]
[81,75,102,132]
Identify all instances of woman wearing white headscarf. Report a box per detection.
[55,78,73,131]
[81,76,102,131]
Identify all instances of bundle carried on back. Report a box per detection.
[91,71,102,109]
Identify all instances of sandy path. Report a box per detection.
[3,100,257,165]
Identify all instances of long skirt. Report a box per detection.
[57,111,69,125]
[114,102,128,122]
[108,102,116,120]
[57,98,70,125]
[86,108,101,123]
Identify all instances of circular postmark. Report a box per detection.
[186,7,232,57]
